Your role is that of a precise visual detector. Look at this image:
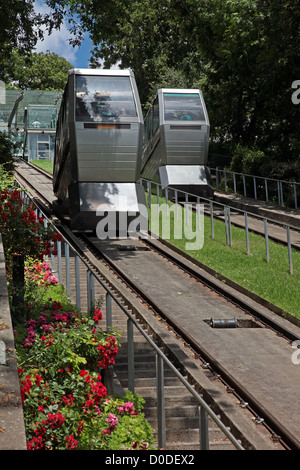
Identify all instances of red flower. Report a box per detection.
[65,434,78,450]
[93,308,103,323]
[79,370,89,377]
[27,435,45,450]
[35,375,43,387]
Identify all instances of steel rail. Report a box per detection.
[80,233,300,451]
[13,160,300,449]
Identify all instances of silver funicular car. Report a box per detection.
[141,88,213,198]
[53,68,146,233]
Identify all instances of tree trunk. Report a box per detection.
[11,254,25,320]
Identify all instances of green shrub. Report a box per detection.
[230,144,271,176]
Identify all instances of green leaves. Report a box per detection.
[5,50,73,91]
[16,271,155,450]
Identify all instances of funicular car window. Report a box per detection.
[75,75,137,121]
[163,93,205,121]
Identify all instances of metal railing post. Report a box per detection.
[175,190,179,220]
[57,240,62,283]
[287,226,293,275]
[87,269,95,313]
[264,219,270,262]
[87,270,91,313]
[147,180,151,208]
[243,175,247,197]
[225,207,229,245]
[199,406,209,450]
[280,181,284,206]
[197,197,201,230]
[233,173,237,194]
[245,212,250,255]
[65,242,70,298]
[265,179,269,203]
[127,318,134,393]
[165,188,169,216]
[210,201,214,239]
[225,207,232,246]
[51,241,55,272]
[75,255,81,309]
[156,354,166,449]
[228,207,232,246]
[185,192,189,226]
[106,292,112,332]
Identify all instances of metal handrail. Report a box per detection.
[16,184,244,450]
[140,177,299,275]
[209,167,300,209]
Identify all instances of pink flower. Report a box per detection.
[106,413,118,430]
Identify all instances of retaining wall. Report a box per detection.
[0,234,27,450]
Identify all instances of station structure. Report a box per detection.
[0,87,62,161]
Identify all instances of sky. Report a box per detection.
[34,1,94,69]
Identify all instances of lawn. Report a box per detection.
[147,194,300,318]
[31,159,54,174]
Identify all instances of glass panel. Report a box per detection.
[75,75,137,122]
[163,93,205,121]
[28,106,57,128]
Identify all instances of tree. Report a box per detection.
[7,50,73,91]
[0,1,45,82]
[181,0,300,160]
[46,0,190,104]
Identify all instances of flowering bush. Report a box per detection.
[16,296,120,376]
[25,260,59,287]
[16,263,156,450]
[0,188,61,260]
[0,184,63,319]
[22,259,71,323]
[77,393,156,451]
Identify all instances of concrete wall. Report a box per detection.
[0,234,27,450]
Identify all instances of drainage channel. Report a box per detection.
[205,318,262,329]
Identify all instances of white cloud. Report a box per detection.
[33,1,121,69]
[34,1,77,65]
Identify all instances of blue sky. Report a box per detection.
[34,1,94,69]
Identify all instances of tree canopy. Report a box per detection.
[0,1,43,81]
[0,1,73,91]
[6,50,73,91]
[43,0,299,166]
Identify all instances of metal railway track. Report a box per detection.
[13,160,300,450]
[78,233,300,451]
